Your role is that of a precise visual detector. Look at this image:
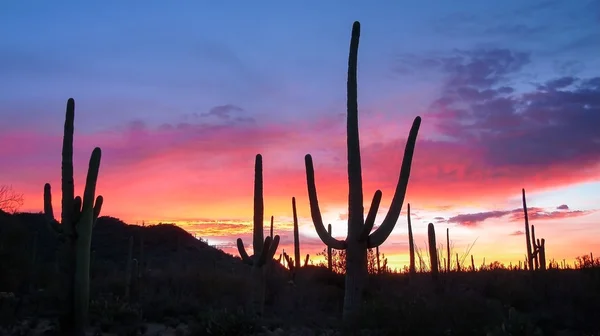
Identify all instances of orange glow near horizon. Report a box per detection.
[3,86,600,272]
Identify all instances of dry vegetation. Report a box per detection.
[1,211,599,335]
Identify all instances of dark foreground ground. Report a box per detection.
[1,211,599,335]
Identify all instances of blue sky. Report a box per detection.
[1,0,599,266]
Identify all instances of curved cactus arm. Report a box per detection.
[305,154,347,250]
[358,190,382,242]
[256,236,278,267]
[367,116,422,248]
[236,238,254,265]
[92,195,103,227]
[265,235,280,261]
[80,148,101,219]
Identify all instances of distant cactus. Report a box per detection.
[428,223,439,280]
[327,224,332,271]
[236,154,280,316]
[43,98,103,335]
[304,21,421,320]
[446,228,451,272]
[522,189,534,271]
[407,204,416,275]
[522,189,547,272]
[292,197,301,269]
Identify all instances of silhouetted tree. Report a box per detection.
[0,185,24,214]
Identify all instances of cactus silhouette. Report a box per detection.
[522,188,534,271]
[292,197,301,269]
[43,98,103,335]
[407,203,416,275]
[304,21,421,320]
[327,224,333,271]
[236,154,280,316]
[522,188,547,271]
[428,223,439,280]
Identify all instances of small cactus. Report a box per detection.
[428,223,439,280]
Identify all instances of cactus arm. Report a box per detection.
[367,116,421,248]
[359,190,382,242]
[269,215,274,239]
[256,235,280,267]
[284,252,294,271]
[73,146,101,332]
[92,196,103,227]
[236,238,253,265]
[265,235,280,262]
[305,154,347,249]
[72,196,82,227]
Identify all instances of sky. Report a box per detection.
[1,0,599,270]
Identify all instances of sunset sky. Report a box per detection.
[1,1,599,269]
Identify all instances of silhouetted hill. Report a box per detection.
[0,211,288,288]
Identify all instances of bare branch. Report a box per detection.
[0,185,24,214]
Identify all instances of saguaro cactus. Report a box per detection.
[327,224,333,271]
[407,203,416,275]
[446,228,450,272]
[44,98,103,335]
[522,188,547,272]
[522,189,534,271]
[236,154,280,315]
[428,223,439,280]
[304,21,421,320]
[292,197,301,269]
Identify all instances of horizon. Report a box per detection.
[1,1,599,269]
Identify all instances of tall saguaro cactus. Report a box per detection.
[304,21,421,320]
[237,154,280,316]
[44,98,103,335]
